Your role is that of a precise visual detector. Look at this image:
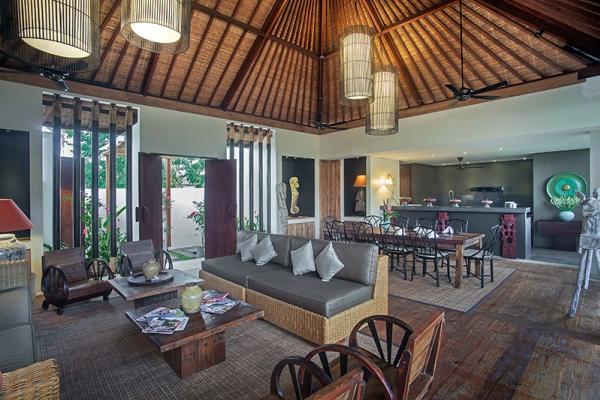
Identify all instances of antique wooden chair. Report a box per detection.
[307,369,365,400]
[41,247,114,315]
[119,239,173,277]
[304,344,399,400]
[266,356,332,400]
[348,314,445,400]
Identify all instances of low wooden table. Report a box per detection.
[109,269,204,308]
[126,299,264,378]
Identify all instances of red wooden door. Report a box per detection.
[204,159,237,259]
[138,152,163,250]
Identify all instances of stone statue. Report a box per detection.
[568,188,600,317]
[276,183,288,234]
[289,176,300,215]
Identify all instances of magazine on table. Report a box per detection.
[201,290,239,314]
[136,307,189,335]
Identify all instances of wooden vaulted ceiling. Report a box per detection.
[1,0,599,134]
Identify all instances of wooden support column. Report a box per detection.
[91,102,100,258]
[266,133,272,232]
[238,127,245,230]
[72,98,82,247]
[52,95,62,250]
[258,131,264,232]
[248,133,254,226]
[126,106,133,241]
[109,104,118,257]
[166,158,172,248]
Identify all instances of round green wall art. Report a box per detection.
[546,172,587,197]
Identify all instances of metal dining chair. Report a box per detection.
[380,224,412,280]
[329,220,350,242]
[415,218,438,231]
[352,221,374,244]
[365,215,383,228]
[391,216,409,229]
[323,215,336,239]
[407,228,451,287]
[463,225,502,288]
[446,219,468,233]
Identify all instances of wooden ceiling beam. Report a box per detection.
[220,0,288,110]
[192,2,317,59]
[101,0,121,32]
[93,26,121,81]
[108,41,129,85]
[141,53,158,96]
[125,48,142,91]
[476,0,600,59]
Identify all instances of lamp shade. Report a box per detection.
[121,0,192,54]
[0,200,33,233]
[339,25,375,104]
[366,65,399,136]
[1,0,100,72]
[353,175,368,188]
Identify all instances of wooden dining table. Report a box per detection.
[348,226,485,288]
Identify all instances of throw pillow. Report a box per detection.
[236,231,254,254]
[239,234,258,262]
[251,235,278,266]
[291,241,316,276]
[315,242,344,282]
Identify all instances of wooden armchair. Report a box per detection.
[41,248,114,315]
[348,313,445,400]
[307,369,365,400]
[119,239,173,277]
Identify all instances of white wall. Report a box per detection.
[0,80,44,292]
[367,157,400,217]
[591,131,600,191]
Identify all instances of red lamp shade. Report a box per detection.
[0,199,33,233]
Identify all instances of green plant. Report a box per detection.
[237,213,260,231]
[81,195,126,262]
[187,201,205,232]
[550,195,581,211]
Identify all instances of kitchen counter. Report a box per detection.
[389,205,531,214]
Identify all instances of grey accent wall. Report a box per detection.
[409,160,533,207]
[532,149,590,247]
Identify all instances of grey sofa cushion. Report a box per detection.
[251,236,278,266]
[0,287,31,331]
[202,255,282,286]
[315,242,344,282]
[244,232,291,268]
[291,237,378,286]
[291,241,316,276]
[239,235,258,262]
[247,269,374,317]
[0,325,35,372]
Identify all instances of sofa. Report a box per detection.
[200,232,388,344]
[0,285,35,372]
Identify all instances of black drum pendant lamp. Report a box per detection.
[1,0,100,72]
[121,0,192,54]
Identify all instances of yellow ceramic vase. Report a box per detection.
[180,283,203,314]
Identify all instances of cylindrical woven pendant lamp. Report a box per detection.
[366,65,399,136]
[121,0,192,54]
[1,0,100,72]
[339,25,375,104]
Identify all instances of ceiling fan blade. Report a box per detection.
[445,84,461,96]
[471,80,508,94]
[471,95,500,100]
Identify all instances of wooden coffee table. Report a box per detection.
[126,299,264,378]
[110,269,204,308]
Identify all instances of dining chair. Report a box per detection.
[322,216,336,240]
[364,215,383,228]
[329,220,349,242]
[407,229,451,287]
[391,216,409,229]
[352,221,375,244]
[446,219,468,233]
[415,218,438,231]
[380,224,412,280]
[463,225,502,288]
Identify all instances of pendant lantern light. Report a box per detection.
[339,25,375,103]
[1,0,100,72]
[121,0,192,54]
[366,65,399,136]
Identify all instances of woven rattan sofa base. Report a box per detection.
[246,255,388,345]
[199,270,247,301]
[0,358,60,400]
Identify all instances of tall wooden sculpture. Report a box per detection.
[568,188,600,317]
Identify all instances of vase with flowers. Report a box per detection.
[550,195,581,222]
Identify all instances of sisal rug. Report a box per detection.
[388,260,516,312]
[32,296,316,400]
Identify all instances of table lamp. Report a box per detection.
[0,199,34,261]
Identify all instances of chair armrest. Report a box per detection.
[119,254,134,277]
[42,265,69,299]
[155,249,173,270]
[86,258,114,280]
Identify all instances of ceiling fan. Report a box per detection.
[455,157,483,170]
[0,52,72,91]
[445,0,507,102]
[311,121,345,131]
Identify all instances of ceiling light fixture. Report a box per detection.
[339,23,375,103]
[121,0,192,53]
[366,65,398,135]
[1,0,99,72]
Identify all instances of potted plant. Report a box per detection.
[550,195,581,222]
[187,200,205,257]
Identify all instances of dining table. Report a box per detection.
[347,226,485,288]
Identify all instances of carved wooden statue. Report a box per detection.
[568,188,600,317]
[276,183,288,234]
[289,176,300,215]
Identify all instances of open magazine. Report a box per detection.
[136,307,189,335]
[201,289,240,314]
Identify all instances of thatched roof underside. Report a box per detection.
[1,0,598,134]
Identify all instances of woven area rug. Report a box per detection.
[32,296,316,400]
[388,260,516,312]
